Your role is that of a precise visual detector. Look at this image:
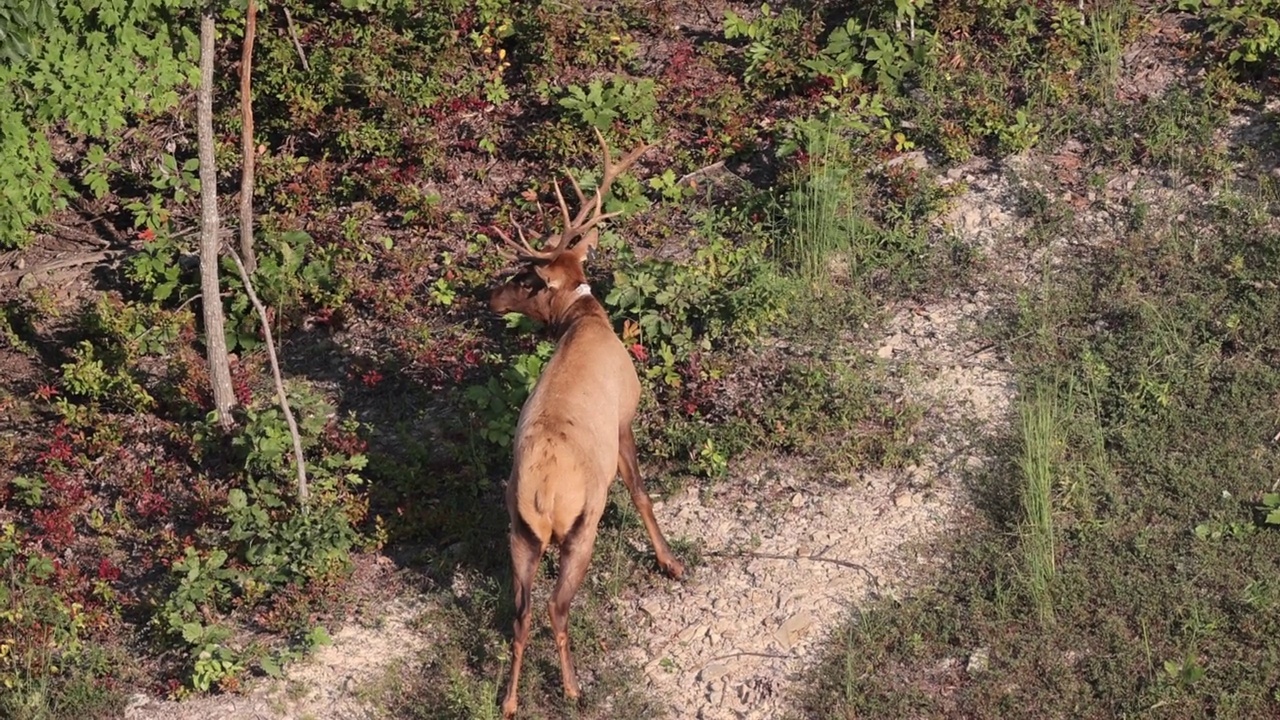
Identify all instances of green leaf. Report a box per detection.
[259,655,283,677]
[153,280,175,302]
[307,625,332,647]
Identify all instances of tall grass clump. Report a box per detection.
[1018,382,1058,624]
[1087,3,1130,103]
[786,163,847,281]
[778,117,869,283]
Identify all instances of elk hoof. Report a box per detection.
[501,697,518,718]
[661,557,687,580]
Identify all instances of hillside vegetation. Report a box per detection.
[1,1,1279,718]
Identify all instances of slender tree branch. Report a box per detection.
[224,246,310,506]
[198,5,237,428]
[282,6,310,71]
[239,0,259,273]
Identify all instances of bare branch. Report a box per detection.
[239,0,259,273]
[0,251,118,282]
[282,6,311,71]
[225,246,310,507]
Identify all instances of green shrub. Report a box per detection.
[1182,0,1280,68]
[125,228,342,352]
[603,214,786,386]
[559,76,659,134]
[464,340,555,450]
[0,523,89,700]
[160,386,370,692]
[0,0,196,247]
[723,3,816,95]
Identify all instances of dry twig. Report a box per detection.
[282,6,310,71]
[0,251,118,281]
[224,246,310,506]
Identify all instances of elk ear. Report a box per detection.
[533,264,562,289]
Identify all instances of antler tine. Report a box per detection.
[498,131,653,262]
[493,223,559,262]
[560,207,622,247]
[566,172,588,218]
[594,126,651,196]
[551,180,574,252]
[560,127,652,237]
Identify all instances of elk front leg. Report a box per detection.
[618,425,685,579]
[549,518,600,701]
[502,522,544,719]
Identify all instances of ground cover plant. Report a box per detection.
[804,176,1280,718]
[2,0,1279,718]
[799,6,1280,713]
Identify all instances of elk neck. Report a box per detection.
[548,283,607,338]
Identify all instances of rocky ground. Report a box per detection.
[608,157,1029,720]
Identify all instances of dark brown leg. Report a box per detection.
[618,425,685,579]
[502,523,544,719]
[548,519,599,700]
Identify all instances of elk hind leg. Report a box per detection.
[502,519,544,719]
[549,515,599,700]
[618,425,685,579]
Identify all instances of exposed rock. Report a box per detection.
[967,646,992,675]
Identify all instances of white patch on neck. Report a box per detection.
[571,283,592,300]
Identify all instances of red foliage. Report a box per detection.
[232,376,253,407]
[37,426,75,465]
[97,557,122,582]
[32,507,76,547]
[804,74,835,99]
[138,490,172,519]
[664,40,697,81]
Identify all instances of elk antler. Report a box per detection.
[499,128,651,262]
[493,222,556,261]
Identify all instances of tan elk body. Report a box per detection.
[488,131,685,718]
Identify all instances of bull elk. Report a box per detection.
[488,130,686,718]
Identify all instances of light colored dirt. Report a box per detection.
[607,157,1030,719]
[124,598,431,720]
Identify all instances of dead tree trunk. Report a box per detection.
[198,5,236,427]
[238,0,258,273]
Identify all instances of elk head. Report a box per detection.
[489,128,650,326]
